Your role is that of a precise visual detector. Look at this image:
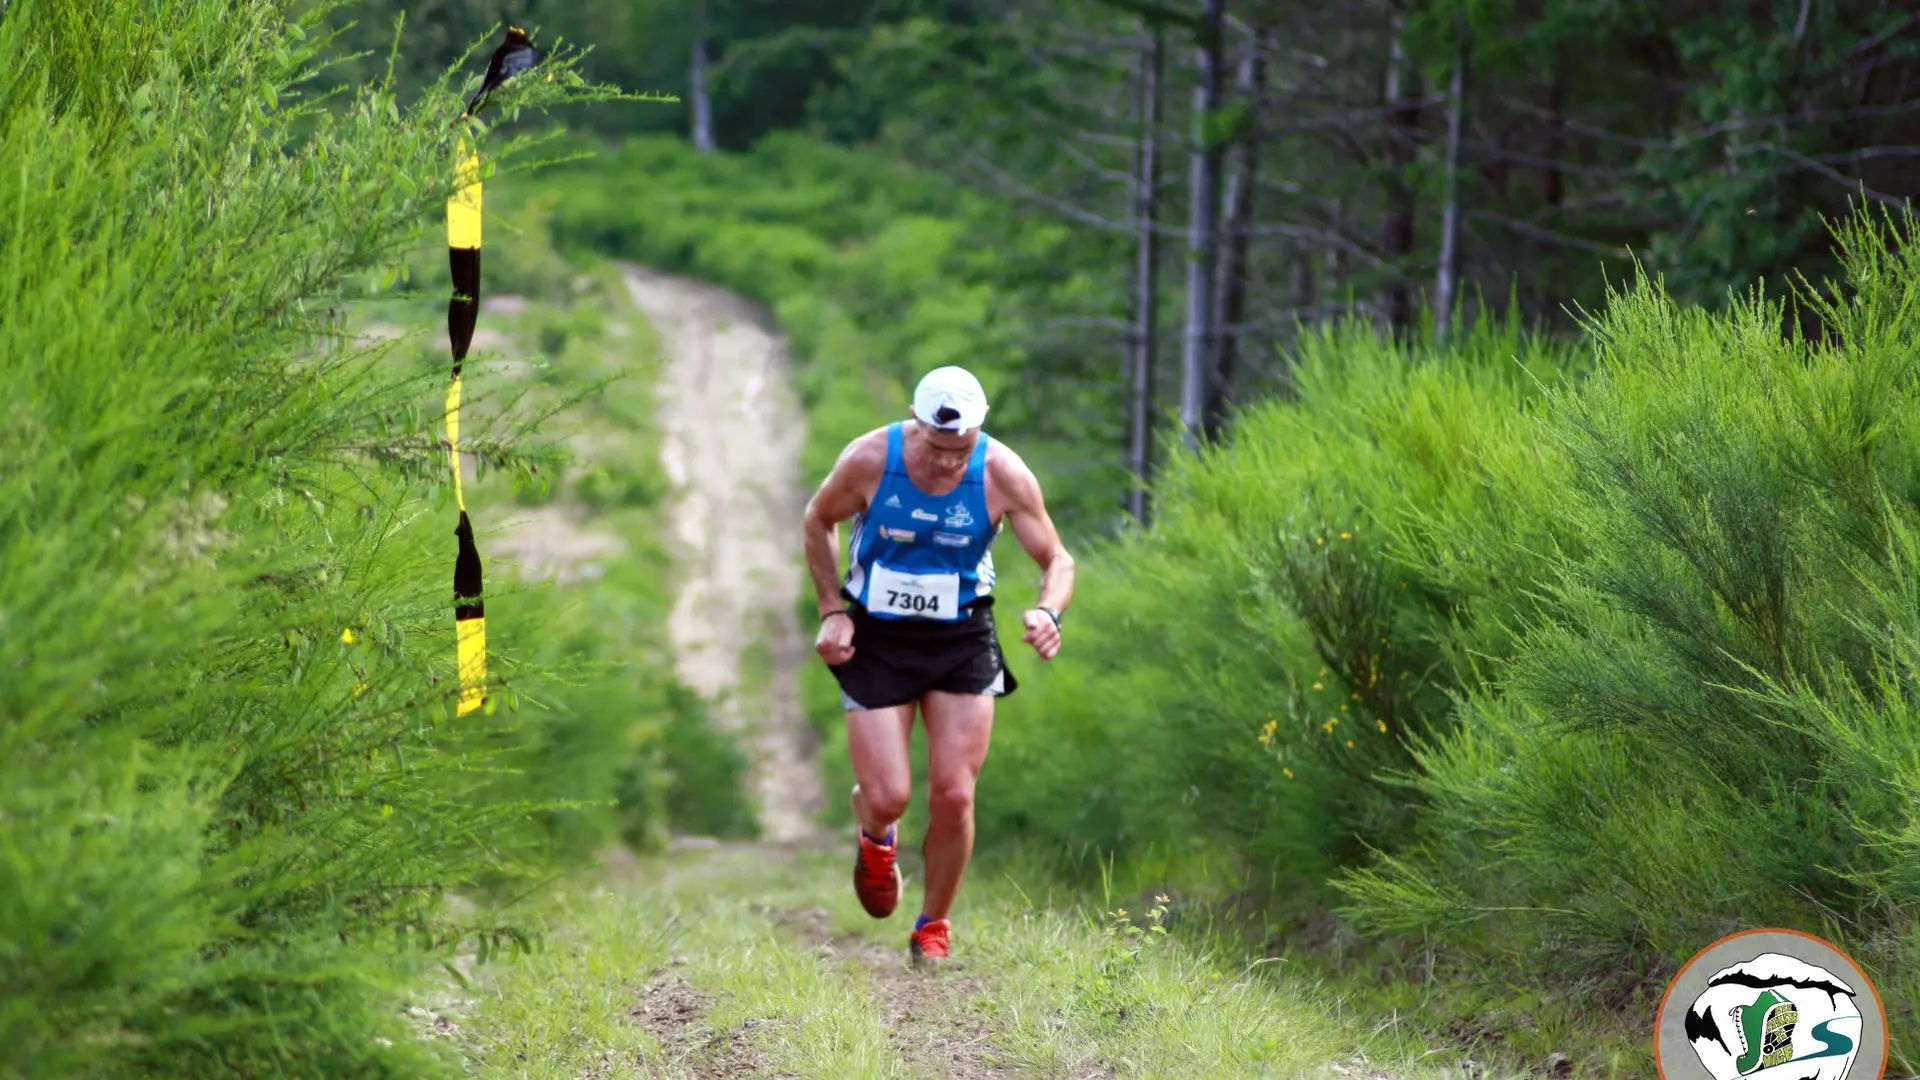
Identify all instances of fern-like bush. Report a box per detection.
[0,3,625,1075]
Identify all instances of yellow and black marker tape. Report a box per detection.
[444,27,543,717]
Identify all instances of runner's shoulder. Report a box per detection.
[984,439,1042,500]
[990,438,1036,484]
[833,426,894,478]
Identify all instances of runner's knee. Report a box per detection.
[864,782,911,824]
[927,781,975,823]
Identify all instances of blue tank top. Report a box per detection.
[845,422,998,621]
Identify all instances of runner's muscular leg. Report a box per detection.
[846,703,916,837]
[918,690,995,922]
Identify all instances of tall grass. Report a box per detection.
[0,2,634,1075]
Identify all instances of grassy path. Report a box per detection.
[438,841,1465,1080]
[387,252,1498,1080]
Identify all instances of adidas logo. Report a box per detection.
[885,495,902,508]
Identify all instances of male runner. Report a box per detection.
[802,365,1075,967]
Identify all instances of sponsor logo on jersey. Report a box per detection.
[911,508,939,522]
[933,531,971,547]
[884,494,902,508]
[944,501,974,529]
[879,526,916,542]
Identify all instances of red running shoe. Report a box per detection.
[853,825,902,918]
[910,917,950,968]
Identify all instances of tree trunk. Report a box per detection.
[1178,0,1226,453]
[1127,26,1164,525]
[1205,31,1266,442]
[691,0,716,154]
[1434,38,1468,344]
[1379,9,1419,336]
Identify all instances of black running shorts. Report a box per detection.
[827,593,1018,711]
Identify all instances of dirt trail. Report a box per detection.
[621,264,826,846]
[773,906,1037,1080]
[621,268,1043,1078]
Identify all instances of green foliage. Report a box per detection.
[977,304,1580,889]
[1079,893,1174,1032]
[356,245,758,852]
[319,0,978,146]
[985,203,1920,1065]
[1336,210,1920,1058]
[0,2,637,1075]
[521,132,1126,535]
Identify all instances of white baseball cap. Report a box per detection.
[911,366,990,434]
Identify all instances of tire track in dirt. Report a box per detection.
[622,263,825,846]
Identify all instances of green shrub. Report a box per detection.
[985,202,1918,1063]
[976,309,1581,893]
[0,3,621,1075]
[1338,211,1920,1061]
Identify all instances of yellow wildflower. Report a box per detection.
[1283,767,1295,779]
[1377,719,1388,733]
[341,627,356,645]
[1345,739,1355,748]
[1340,531,1352,540]
[1311,681,1324,691]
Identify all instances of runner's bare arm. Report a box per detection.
[803,433,885,617]
[1002,462,1074,615]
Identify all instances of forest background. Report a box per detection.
[6,0,1919,1076]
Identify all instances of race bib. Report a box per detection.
[868,563,960,620]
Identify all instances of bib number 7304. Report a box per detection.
[868,564,961,620]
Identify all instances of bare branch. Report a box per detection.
[1458,140,1642,181]
[1502,96,1920,152]
[1465,210,1634,257]
[1083,0,1204,35]
[1841,13,1920,62]
[1801,145,1920,165]
[1237,223,1391,269]
[1749,142,1913,207]
[962,152,1135,232]
[1015,316,1134,335]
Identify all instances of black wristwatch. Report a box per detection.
[1034,606,1062,629]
